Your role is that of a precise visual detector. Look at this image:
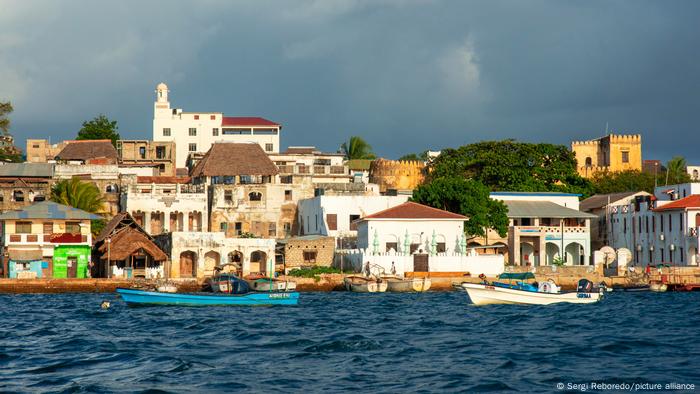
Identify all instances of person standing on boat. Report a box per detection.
[364,261,371,277]
[390,262,396,275]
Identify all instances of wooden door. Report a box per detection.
[180,253,194,278]
[413,254,429,272]
[67,256,78,278]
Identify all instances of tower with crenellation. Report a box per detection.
[369,158,426,193]
[571,133,642,178]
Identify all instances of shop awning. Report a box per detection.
[8,249,43,261]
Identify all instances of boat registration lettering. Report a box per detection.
[268,293,291,299]
[485,285,495,290]
[577,293,591,298]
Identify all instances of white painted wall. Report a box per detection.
[356,218,464,254]
[490,192,581,210]
[341,249,504,276]
[297,195,409,237]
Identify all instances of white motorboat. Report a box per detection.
[461,274,603,306]
[344,276,388,293]
[384,276,432,292]
[247,278,297,292]
[649,281,668,292]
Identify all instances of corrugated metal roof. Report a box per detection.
[504,200,596,219]
[0,201,102,220]
[0,163,54,177]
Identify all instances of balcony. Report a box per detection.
[276,164,348,176]
[517,225,588,234]
[6,233,89,245]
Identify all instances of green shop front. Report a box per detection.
[53,245,91,278]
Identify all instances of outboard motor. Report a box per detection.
[577,279,593,293]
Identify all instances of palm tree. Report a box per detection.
[51,177,105,214]
[665,156,689,185]
[341,136,376,160]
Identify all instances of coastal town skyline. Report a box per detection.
[2,1,699,162]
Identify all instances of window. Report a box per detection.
[194,115,199,120]
[681,248,684,263]
[652,216,656,232]
[623,218,627,233]
[189,128,197,136]
[188,143,197,152]
[163,128,171,136]
[16,222,32,233]
[661,215,664,232]
[253,129,278,135]
[223,128,252,135]
[268,223,276,237]
[265,143,273,152]
[220,222,228,232]
[33,195,45,202]
[32,144,40,149]
[668,215,672,231]
[660,248,664,262]
[249,192,262,201]
[621,151,630,163]
[638,217,642,233]
[235,222,242,235]
[680,213,684,231]
[326,214,337,231]
[349,214,360,231]
[303,251,317,264]
[585,157,592,167]
[386,242,398,252]
[66,222,80,234]
[210,115,216,120]
[13,190,24,202]
[645,217,649,233]
[224,190,233,203]
[212,128,219,136]
[281,175,293,184]
[155,146,166,159]
[437,242,446,253]
[284,222,291,236]
[284,190,292,201]
[139,146,146,159]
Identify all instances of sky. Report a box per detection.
[1,0,698,162]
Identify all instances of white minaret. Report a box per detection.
[154,82,170,117]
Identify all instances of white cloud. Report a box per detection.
[436,39,481,99]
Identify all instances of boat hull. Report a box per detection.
[116,288,299,306]
[650,283,668,292]
[461,283,601,306]
[344,277,388,292]
[248,279,297,292]
[386,278,432,292]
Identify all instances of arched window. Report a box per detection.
[693,169,699,180]
[585,157,592,167]
[248,192,262,201]
[106,184,118,193]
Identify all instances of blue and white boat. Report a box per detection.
[116,288,299,306]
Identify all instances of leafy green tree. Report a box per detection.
[665,156,690,185]
[0,101,12,136]
[590,170,657,194]
[76,114,120,147]
[427,140,592,196]
[51,178,105,235]
[411,177,509,237]
[341,136,376,160]
[399,151,428,162]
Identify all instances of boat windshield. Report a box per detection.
[497,272,535,281]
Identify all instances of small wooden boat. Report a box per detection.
[247,278,297,292]
[116,288,299,306]
[384,276,431,292]
[156,283,178,293]
[343,275,388,292]
[462,275,603,306]
[210,273,251,294]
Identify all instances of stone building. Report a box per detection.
[122,176,207,235]
[279,235,336,270]
[580,191,651,251]
[54,140,118,165]
[369,158,426,193]
[192,142,314,238]
[54,164,121,217]
[571,134,642,178]
[117,140,176,177]
[0,163,54,212]
[25,139,68,163]
[268,146,350,185]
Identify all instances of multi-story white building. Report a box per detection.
[152,82,281,169]
[606,183,700,266]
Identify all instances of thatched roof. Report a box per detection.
[98,227,167,261]
[55,140,118,163]
[190,143,278,177]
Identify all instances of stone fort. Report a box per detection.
[571,134,642,178]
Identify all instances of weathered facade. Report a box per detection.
[369,158,426,193]
[279,235,336,269]
[54,164,121,216]
[269,147,350,185]
[154,232,276,279]
[571,134,642,178]
[0,163,54,213]
[26,139,68,163]
[117,140,176,177]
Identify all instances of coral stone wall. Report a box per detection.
[369,159,426,192]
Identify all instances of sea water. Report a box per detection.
[0,292,699,392]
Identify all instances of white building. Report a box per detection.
[687,166,700,181]
[343,202,504,276]
[483,192,596,266]
[607,183,700,266]
[296,194,409,239]
[152,82,281,169]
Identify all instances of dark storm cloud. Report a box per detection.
[1,0,698,161]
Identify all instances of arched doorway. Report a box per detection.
[179,251,197,278]
[520,242,535,266]
[689,247,697,266]
[565,242,584,265]
[204,251,220,274]
[250,250,268,274]
[227,251,243,274]
[545,243,560,265]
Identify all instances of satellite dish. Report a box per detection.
[600,246,616,267]
[617,248,632,265]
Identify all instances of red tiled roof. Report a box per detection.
[653,195,700,211]
[362,202,467,220]
[221,116,280,127]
